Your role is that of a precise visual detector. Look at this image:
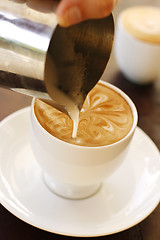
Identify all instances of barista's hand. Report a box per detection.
[56,0,118,27]
[15,0,118,27]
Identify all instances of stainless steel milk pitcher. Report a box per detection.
[0,0,114,110]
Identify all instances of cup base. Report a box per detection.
[43,172,102,200]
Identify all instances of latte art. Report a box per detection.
[34,83,133,147]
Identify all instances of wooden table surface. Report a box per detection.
[0,1,160,240]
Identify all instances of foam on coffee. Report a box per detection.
[34,83,133,147]
[120,6,160,44]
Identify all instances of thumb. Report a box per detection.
[56,0,118,27]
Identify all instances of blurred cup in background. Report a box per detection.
[114,6,160,84]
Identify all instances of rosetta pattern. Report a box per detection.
[34,83,133,147]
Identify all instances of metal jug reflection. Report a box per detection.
[0,0,114,114]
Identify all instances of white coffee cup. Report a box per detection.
[114,6,160,84]
[30,81,138,199]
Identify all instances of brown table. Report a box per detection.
[0,1,160,239]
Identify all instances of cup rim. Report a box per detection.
[31,80,138,149]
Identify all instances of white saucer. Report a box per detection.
[0,107,160,237]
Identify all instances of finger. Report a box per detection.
[26,0,54,13]
[56,0,118,27]
[9,0,26,3]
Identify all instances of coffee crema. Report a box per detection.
[34,83,133,147]
[121,6,160,44]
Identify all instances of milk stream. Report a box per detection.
[65,103,80,139]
